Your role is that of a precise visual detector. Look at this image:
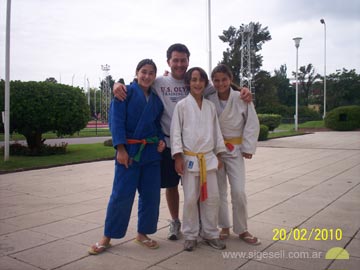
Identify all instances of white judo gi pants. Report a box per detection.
[217,155,248,234]
[182,169,220,240]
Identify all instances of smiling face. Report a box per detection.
[136,64,156,91]
[188,70,206,99]
[167,51,189,80]
[212,71,231,97]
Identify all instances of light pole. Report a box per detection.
[320,18,327,119]
[207,0,212,76]
[293,37,302,131]
[4,0,12,161]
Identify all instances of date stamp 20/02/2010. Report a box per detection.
[272,228,343,241]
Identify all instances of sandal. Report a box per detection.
[88,242,111,255]
[134,238,159,249]
[239,232,261,245]
[219,233,230,240]
[219,228,230,240]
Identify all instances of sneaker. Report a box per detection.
[184,240,197,251]
[168,219,181,240]
[204,238,226,250]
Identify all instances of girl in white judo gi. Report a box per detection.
[170,67,227,251]
[208,64,261,245]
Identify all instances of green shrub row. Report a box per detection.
[325,105,360,131]
[256,104,322,123]
[257,114,282,131]
[2,142,68,156]
[258,125,269,141]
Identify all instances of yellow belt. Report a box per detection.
[183,150,209,202]
[224,137,243,151]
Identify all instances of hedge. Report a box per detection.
[257,114,282,131]
[258,124,269,141]
[325,105,360,131]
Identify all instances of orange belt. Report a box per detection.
[126,136,159,162]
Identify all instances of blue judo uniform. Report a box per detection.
[105,81,164,239]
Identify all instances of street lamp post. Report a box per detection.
[4,0,12,161]
[293,37,302,131]
[320,18,327,119]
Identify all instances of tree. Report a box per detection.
[219,22,272,85]
[292,64,320,106]
[325,68,360,111]
[253,70,278,108]
[45,77,58,83]
[272,64,294,107]
[0,80,89,153]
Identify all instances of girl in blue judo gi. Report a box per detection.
[89,59,166,254]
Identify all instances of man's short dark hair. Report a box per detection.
[166,43,190,61]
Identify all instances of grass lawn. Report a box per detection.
[275,120,325,131]
[268,121,325,139]
[0,143,115,173]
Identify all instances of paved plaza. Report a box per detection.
[0,131,359,270]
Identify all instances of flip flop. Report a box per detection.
[134,238,159,249]
[88,242,112,255]
[239,234,261,245]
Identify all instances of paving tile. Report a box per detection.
[284,233,351,253]
[72,209,107,225]
[238,260,294,270]
[66,226,136,247]
[110,236,184,265]
[345,238,360,258]
[251,210,309,228]
[30,218,100,238]
[0,230,57,256]
[0,256,41,270]
[157,244,247,270]
[43,203,104,219]
[246,220,292,242]
[55,252,149,270]
[253,241,330,270]
[10,239,88,270]
[0,222,22,235]
[2,211,65,230]
[302,213,360,238]
[0,189,21,198]
[328,256,360,270]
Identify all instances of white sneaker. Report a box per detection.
[168,219,181,240]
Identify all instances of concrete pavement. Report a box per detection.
[0,131,359,270]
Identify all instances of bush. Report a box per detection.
[257,114,282,131]
[257,105,322,123]
[256,104,291,118]
[298,106,322,123]
[258,125,269,141]
[1,142,68,156]
[0,80,90,153]
[325,105,360,131]
[104,139,113,147]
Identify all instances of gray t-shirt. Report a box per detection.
[152,74,215,146]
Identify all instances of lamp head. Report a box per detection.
[320,18,325,24]
[293,37,302,48]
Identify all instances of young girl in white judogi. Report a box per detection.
[208,64,261,245]
[170,67,227,251]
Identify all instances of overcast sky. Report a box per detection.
[1,0,359,89]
